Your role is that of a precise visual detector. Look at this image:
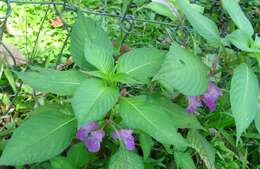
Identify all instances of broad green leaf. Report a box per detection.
[139,133,154,160]
[84,30,114,73]
[174,151,196,169]
[117,48,166,84]
[71,13,96,70]
[175,0,222,47]
[16,68,86,96]
[114,73,144,84]
[227,29,255,52]
[145,1,179,20]
[108,147,144,169]
[154,43,209,96]
[0,105,76,165]
[72,78,119,127]
[148,95,202,129]
[187,130,215,169]
[67,143,92,168]
[221,0,254,36]
[51,156,74,169]
[230,63,259,139]
[119,96,188,147]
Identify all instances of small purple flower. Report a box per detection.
[84,130,105,152]
[186,96,202,113]
[76,121,105,153]
[202,83,222,112]
[186,82,222,113]
[112,129,135,150]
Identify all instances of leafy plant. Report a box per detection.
[0,0,259,168]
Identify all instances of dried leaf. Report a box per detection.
[50,17,64,28]
[0,43,27,66]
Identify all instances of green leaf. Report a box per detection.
[187,130,215,169]
[139,133,154,160]
[221,0,254,36]
[174,151,196,169]
[4,67,16,93]
[227,29,255,52]
[154,43,209,96]
[175,0,222,47]
[84,31,114,73]
[50,156,74,169]
[230,63,259,140]
[33,162,52,169]
[72,78,119,127]
[148,95,202,129]
[145,1,179,20]
[108,147,144,169]
[255,93,260,133]
[0,105,77,165]
[16,68,86,96]
[119,96,188,147]
[72,13,114,72]
[71,13,96,70]
[67,143,92,168]
[117,48,166,84]
[114,73,145,84]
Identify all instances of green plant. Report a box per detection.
[0,0,259,168]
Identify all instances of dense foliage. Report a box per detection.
[0,0,259,168]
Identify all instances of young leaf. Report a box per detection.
[108,147,144,169]
[117,48,166,84]
[73,13,114,73]
[230,63,259,140]
[0,105,77,165]
[175,0,222,47]
[72,13,114,72]
[187,130,215,169]
[148,95,203,129]
[174,151,196,169]
[84,29,114,73]
[50,156,74,169]
[119,96,188,147]
[67,143,92,169]
[72,78,119,127]
[227,29,255,52]
[139,133,154,160]
[71,13,96,70]
[154,43,209,96]
[221,0,254,36]
[16,68,86,96]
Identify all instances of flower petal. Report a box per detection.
[84,130,105,153]
[112,129,135,150]
[202,82,222,112]
[186,96,202,113]
[76,121,99,141]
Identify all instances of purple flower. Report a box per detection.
[76,122,105,152]
[202,83,222,112]
[186,82,222,113]
[186,96,202,113]
[112,129,135,150]
[84,130,105,152]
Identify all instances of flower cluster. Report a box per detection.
[76,122,135,152]
[187,82,222,113]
